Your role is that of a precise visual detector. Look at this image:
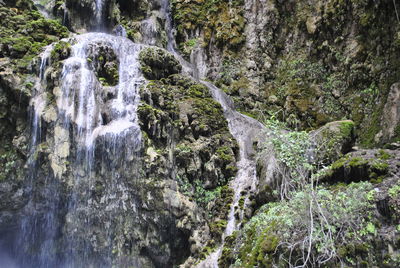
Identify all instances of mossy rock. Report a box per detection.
[51,41,71,61]
[86,42,119,86]
[0,1,68,72]
[319,149,392,184]
[139,47,181,80]
[311,120,355,165]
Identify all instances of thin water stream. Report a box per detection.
[161,0,266,266]
[19,0,266,266]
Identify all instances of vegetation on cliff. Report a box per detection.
[0,0,399,267]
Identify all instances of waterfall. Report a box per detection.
[32,0,53,18]
[96,0,104,28]
[14,29,145,266]
[196,83,265,267]
[161,0,266,266]
[15,0,265,266]
[14,44,64,268]
[58,33,144,267]
[161,0,198,77]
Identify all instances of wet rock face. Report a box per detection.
[60,0,166,46]
[138,74,239,261]
[139,47,182,80]
[173,0,400,146]
[64,0,114,31]
[0,0,67,237]
[378,82,400,143]
[86,42,119,86]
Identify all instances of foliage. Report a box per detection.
[389,183,400,198]
[171,0,245,49]
[260,117,313,198]
[178,176,223,207]
[235,182,376,267]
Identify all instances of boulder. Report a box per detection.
[310,120,355,165]
[139,47,181,80]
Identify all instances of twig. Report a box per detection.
[394,0,400,23]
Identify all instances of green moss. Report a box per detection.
[348,157,369,167]
[0,2,68,73]
[139,47,182,80]
[187,84,208,98]
[339,121,355,138]
[51,41,71,61]
[370,161,389,173]
[216,146,234,162]
[209,220,227,237]
[377,149,391,160]
[239,223,280,267]
[172,0,245,51]
[324,151,391,184]
[388,183,400,198]
[359,107,382,148]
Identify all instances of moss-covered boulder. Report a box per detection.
[138,74,238,260]
[319,149,395,184]
[139,47,182,80]
[311,120,355,165]
[86,41,119,86]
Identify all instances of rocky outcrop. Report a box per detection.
[138,74,239,261]
[139,47,182,80]
[377,82,400,143]
[310,120,355,165]
[172,0,400,147]
[0,0,67,236]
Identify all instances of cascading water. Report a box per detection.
[16,0,265,266]
[14,44,65,268]
[96,0,104,28]
[161,0,198,77]
[15,29,146,267]
[161,1,266,266]
[32,0,53,18]
[58,33,144,267]
[196,83,265,267]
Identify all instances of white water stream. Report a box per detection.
[195,83,265,268]
[21,0,266,266]
[161,0,266,266]
[22,31,146,267]
[58,33,144,149]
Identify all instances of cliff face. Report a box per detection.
[173,0,400,147]
[0,0,399,267]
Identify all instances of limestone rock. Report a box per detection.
[139,47,182,80]
[310,120,355,165]
[378,82,400,143]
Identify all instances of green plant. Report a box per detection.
[260,117,313,198]
[236,182,376,267]
[389,183,400,198]
[177,176,223,207]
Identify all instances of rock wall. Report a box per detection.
[173,0,400,147]
[1,0,400,267]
